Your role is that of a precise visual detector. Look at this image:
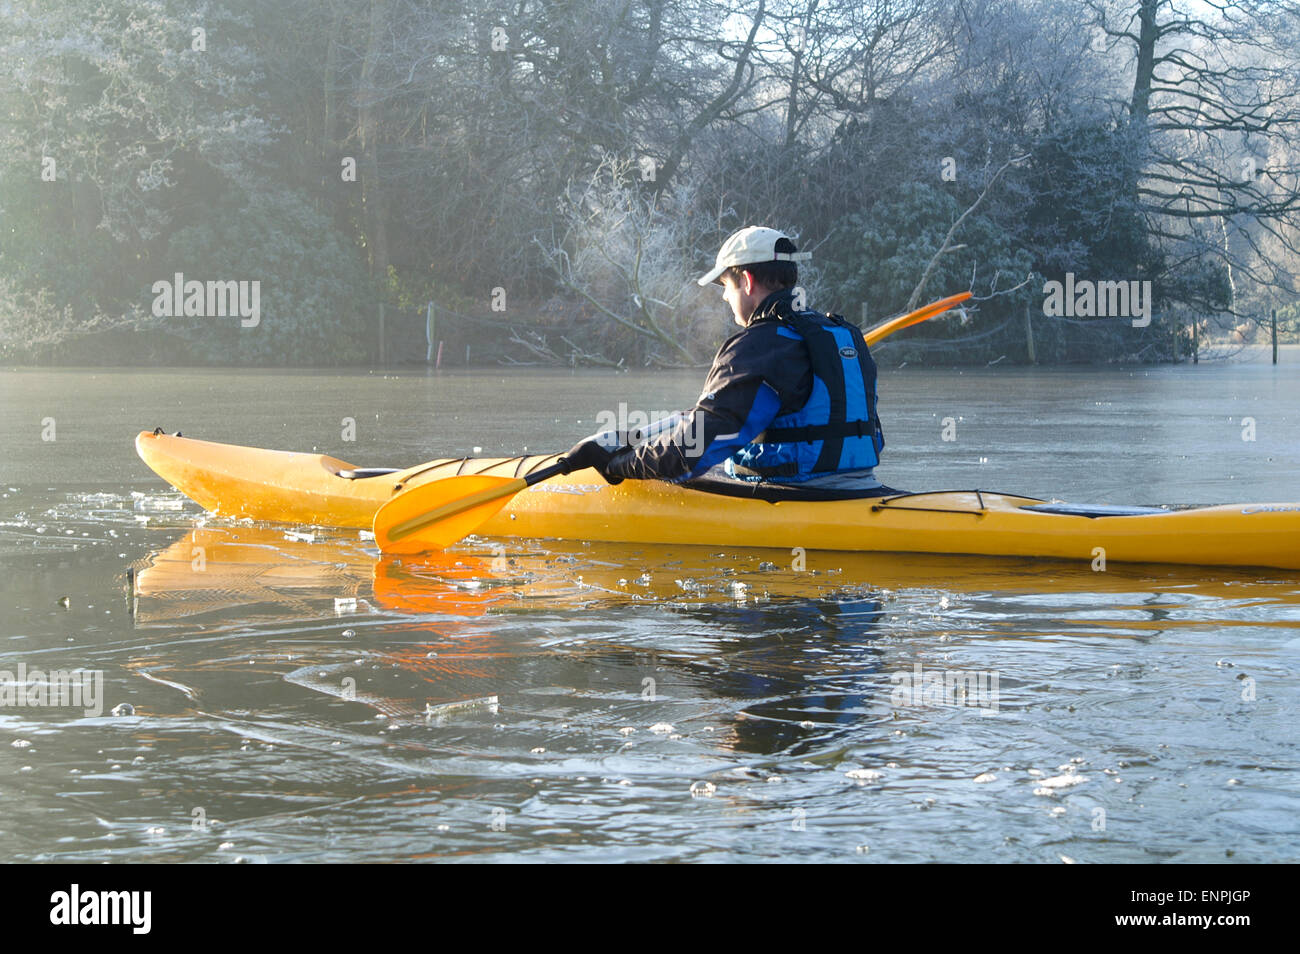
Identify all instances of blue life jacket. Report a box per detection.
[726,311,883,483]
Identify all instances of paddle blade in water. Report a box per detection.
[373,474,525,554]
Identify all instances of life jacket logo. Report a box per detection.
[838,347,857,358]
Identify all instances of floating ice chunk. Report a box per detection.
[845,768,883,781]
[134,495,184,511]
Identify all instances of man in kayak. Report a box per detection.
[561,226,886,492]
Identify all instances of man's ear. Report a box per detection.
[741,270,757,295]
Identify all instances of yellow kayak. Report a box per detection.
[134,430,1300,570]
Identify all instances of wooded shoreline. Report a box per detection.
[3,1,1297,367]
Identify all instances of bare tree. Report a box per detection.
[1089,0,1300,323]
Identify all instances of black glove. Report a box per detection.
[559,438,614,475]
[600,448,629,485]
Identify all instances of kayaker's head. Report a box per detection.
[698,226,811,327]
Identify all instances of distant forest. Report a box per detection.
[2,0,1298,366]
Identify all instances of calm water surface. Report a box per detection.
[1,362,1298,862]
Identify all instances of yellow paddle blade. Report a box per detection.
[864,291,972,346]
[373,474,526,555]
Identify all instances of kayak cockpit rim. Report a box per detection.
[870,489,1042,515]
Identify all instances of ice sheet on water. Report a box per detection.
[132,493,186,512]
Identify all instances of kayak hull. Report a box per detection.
[134,431,1300,570]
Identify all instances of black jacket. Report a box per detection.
[606,288,825,482]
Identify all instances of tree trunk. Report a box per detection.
[359,0,390,285]
[1128,0,1160,125]
[655,0,765,192]
[323,0,344,159]
[783,2,817,148]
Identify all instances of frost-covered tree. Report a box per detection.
[1088,0,1300,328]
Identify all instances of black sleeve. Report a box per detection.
[605,324,811,482]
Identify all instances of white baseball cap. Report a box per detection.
[696,226,811,286]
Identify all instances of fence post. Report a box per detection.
[1024,305,1036,364]
[1273,308,1278,365]
[1192,314,1198,364]
[426,301,435,363]
[378,303,386,364]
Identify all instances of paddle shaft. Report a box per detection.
[863,291,971,347]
